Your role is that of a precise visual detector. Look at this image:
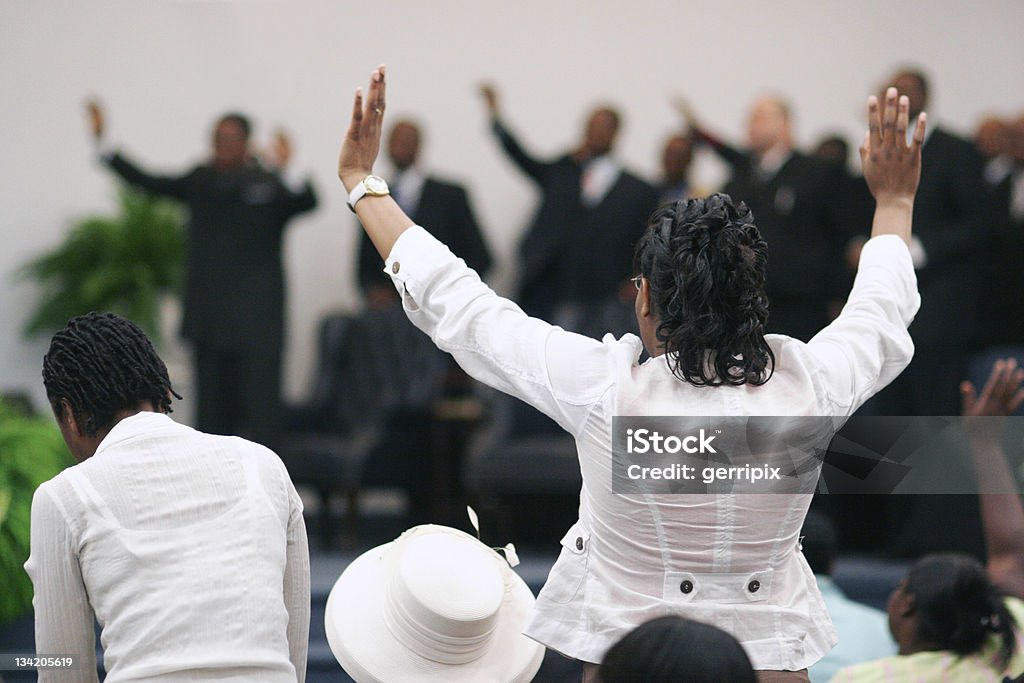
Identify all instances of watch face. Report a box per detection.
[364,175,389,195]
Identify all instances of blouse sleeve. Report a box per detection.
[805,234,921,416]
[282,477,310,683]
[384,226,640,438]
[24,483,100,683]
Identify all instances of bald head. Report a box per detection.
[887,70,929,118]
[747,96,792,155]
[976,117,1008,160]
[388,120,422,172]
[582,106,621,158]
[662,134,694,184]
[813,135,850,166]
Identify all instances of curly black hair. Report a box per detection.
[633,193,774,386]
[42,312,180,437]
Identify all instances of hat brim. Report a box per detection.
[325,540,545,683]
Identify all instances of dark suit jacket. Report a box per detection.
[721,150,859,341]
[106,152,317,347]
[358,176,491,293]
[492,121,659,316]
[908,127,988,345]
[981,169,1024,345]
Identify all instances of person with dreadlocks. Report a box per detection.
[26,312,310,682]
[339,66,923,681]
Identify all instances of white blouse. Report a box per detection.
[25,412,310,682]
[385,226,919,669]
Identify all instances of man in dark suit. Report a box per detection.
[87,102,317,450]
[982,114,1024,347]
[357,119,491,304]
[658,133,696,205]
[866,70,989,418]
[354,119,491,521]
[687,96,861,342]
[862,70,991,562]
[479,84,659,323]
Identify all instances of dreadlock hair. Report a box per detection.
[42,312,180,437]
[904,553,1017,669]
[632,193,774,386]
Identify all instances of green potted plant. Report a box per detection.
[19,186,185,344]
[0,399,73,627]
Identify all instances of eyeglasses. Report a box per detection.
[631,275,643,291]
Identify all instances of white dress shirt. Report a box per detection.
[579,155,621,208]
[25,412,310,682]
[1012,168,1024,223]
[391,168,426,217]
[384,227,919,669]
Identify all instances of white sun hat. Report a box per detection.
[325,523,545,683]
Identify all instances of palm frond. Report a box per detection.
[17,186,185,344]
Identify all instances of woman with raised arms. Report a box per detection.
[337,65,924,682]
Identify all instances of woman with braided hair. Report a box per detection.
[26,312,310,682]
[40,312,181,443]
[340,66,924,681]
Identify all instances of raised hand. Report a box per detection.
[85,98,105,141]
[961,358,1024,441]
[479,83,500,119]
[860,87,926,205]
[962,358,1024,593]
[962,359,1024,418]
[266,129,292,169]
[671,94,701,132]
[338,64,386,191]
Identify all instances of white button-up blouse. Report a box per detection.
[25,412,310,682]
[385,226,919,670]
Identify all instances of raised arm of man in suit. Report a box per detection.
[672,94,750,171]
[86,99,193,200]
[478,83,551,184]
[263,128,319,220]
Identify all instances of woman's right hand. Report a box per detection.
[860,87,926,206]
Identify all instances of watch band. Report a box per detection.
[347,180,369,213]
[347,175,389,213]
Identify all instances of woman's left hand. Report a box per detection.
[339,64,386,192]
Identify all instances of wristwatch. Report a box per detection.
[347,174,390,212]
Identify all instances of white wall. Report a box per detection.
[2,0,1023,417]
